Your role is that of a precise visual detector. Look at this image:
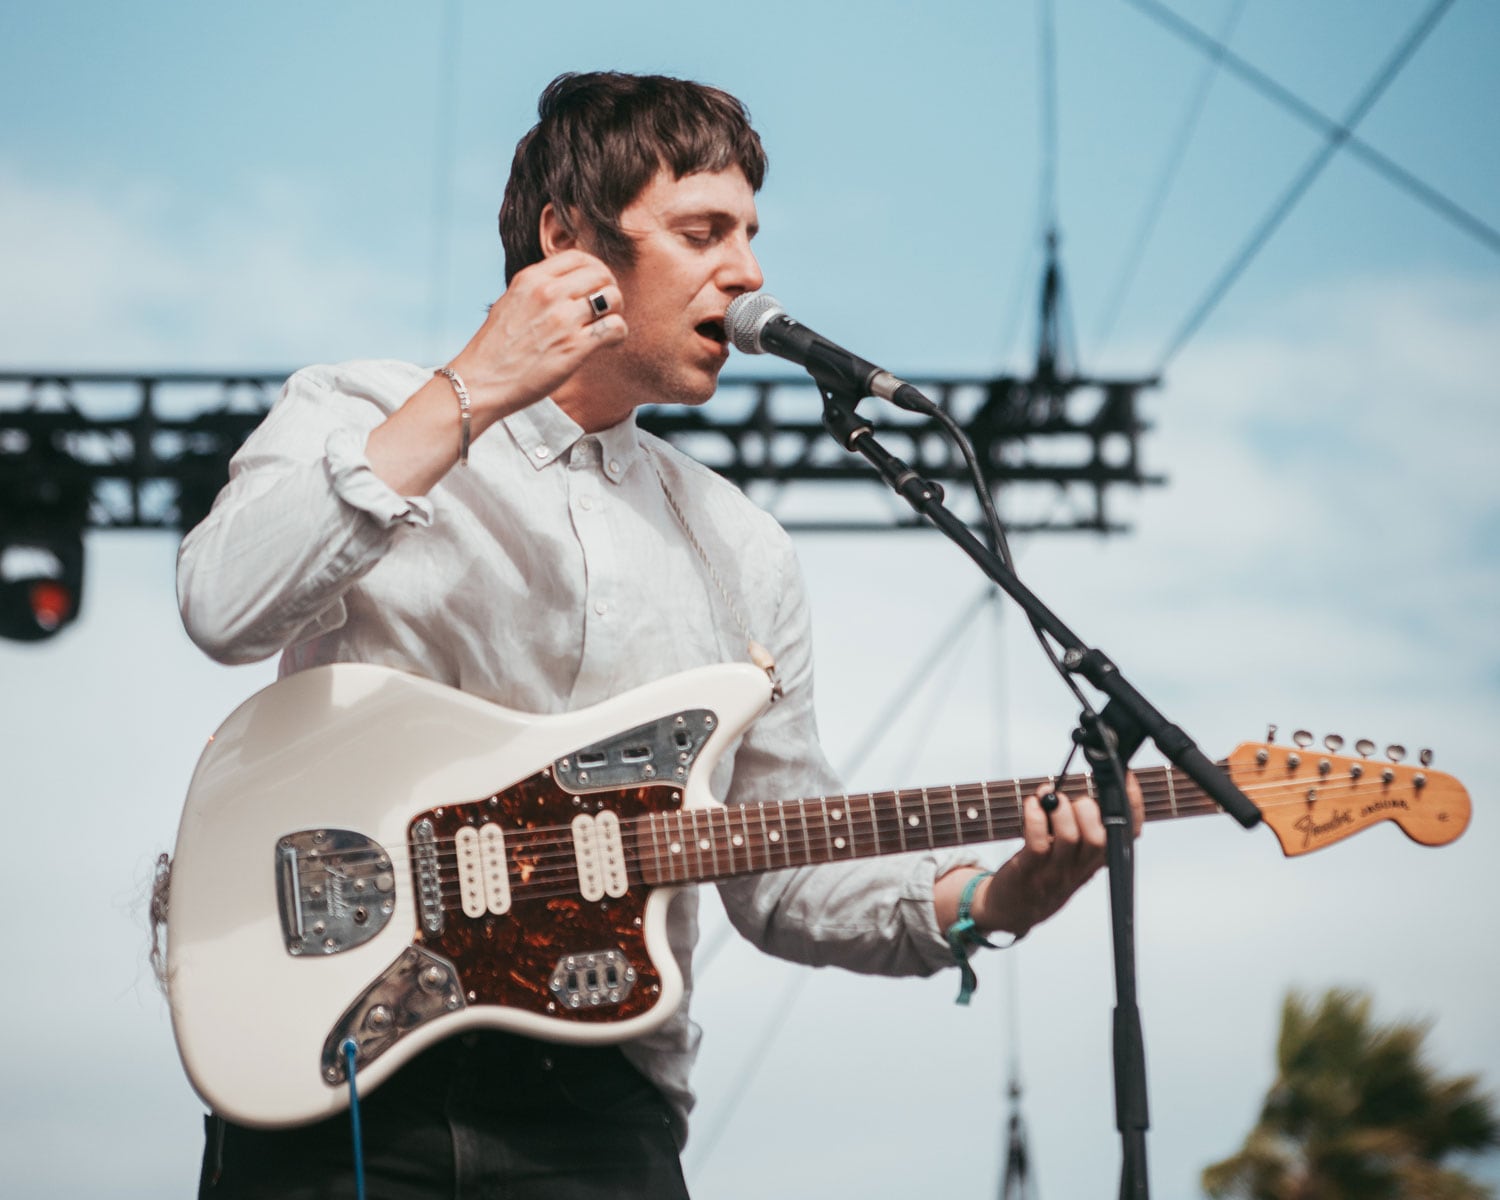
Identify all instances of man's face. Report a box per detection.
[583,167,763,412]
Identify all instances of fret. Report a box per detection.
[738,804,755,874]
[1012,776,1024,824]
[1086,773,1097,804]
[758,801,773,871]
[648,812,666,884]
[719,807,736,876]
[687,808,706,879]
[796,799,812,868]
[895,791,908,853]
[1165,767,1178,818]
[668,809,687,881]
[981,780,995,841]
[920,787,935,849]
[948,784,961,848]
[858,792,879,857]
[774,799,790,868]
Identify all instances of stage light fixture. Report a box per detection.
[0,440,90,643]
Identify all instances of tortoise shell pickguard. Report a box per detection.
[407,767,677,1026]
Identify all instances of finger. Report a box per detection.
[585,314,628,345]
[1070,792,1107,850]
[1126,772,1146,837]
[578,285,624,326]
[1020,793,1053,854]
[1047,790,1082,848]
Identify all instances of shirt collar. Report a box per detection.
[502,399,642,486]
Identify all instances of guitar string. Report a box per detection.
[283,769,1437,883]
[290,764,1433,862]
[280,772,1446,907]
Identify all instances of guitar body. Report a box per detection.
[166,661,773,1129]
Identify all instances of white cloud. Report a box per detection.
[0,162,427,368]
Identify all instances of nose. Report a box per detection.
[720,233,764,296]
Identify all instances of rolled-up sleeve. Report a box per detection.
[176,364,432,664]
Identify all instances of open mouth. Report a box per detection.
[695,318,728,346]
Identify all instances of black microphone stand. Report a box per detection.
[815,381,1260,1200]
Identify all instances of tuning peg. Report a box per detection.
[1293,729,1313,748]
[1386,744,1406,762]
[1323,734,1345,752]
[1420,748,1434,766]
[1266,724,1278,743]
[1355,738,1375,757]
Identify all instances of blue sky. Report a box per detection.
[2,2,1498,1197]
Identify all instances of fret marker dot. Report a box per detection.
[769,830,781,842]
[699,839,711,851]
[831,808,843,821]
[669,842,681,854]
[834,836,846,850]
[907,815,920,828]
[966,807,979,820]
[731,834,743,847]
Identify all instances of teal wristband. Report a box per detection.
[945,870,996,1006]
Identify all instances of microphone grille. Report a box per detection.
[725,292,783,354]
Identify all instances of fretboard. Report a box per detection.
[635,763,1223,886]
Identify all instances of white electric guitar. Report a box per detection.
[164,662,1469,1129]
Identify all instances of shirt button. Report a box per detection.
[607,459,621,475]
[534,445,550,460]
[579,495,594,511]
[594,600,608,616]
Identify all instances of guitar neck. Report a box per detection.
[636,763,1220,886]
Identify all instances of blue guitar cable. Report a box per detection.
[341,1039,367,1200]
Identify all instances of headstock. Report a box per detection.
[1225,735,1470,857]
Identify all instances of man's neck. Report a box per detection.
[551,376,638,434]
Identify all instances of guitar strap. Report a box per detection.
[650,449,784,703]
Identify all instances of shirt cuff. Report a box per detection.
[324,427,435,528]
[905,849,990,974]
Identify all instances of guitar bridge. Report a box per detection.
[276,829,396,956]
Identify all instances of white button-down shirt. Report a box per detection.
[177,359,977,1140]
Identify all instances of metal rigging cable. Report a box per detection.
[1093,0,1248,355]
[1125,0,1500,260]
[1145,0,1461,372]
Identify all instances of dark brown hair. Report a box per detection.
[499,72,767,283]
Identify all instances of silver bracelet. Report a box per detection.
[434,366,472,466]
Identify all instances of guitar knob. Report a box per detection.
[1266,724,1278,742]
[1323,734,1344,752]
[1420,748,1434,766]
[1386,744,1406,762]
[1356,738,1376,757]
[1293,730,1313,748]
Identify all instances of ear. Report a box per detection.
[539,203,579,257]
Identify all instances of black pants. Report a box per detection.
[199,1033,690,1199]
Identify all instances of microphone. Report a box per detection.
[724,293,931,412]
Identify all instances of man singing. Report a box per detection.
[177,70,1138,1199]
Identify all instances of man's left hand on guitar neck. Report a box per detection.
[934,776,1146,941]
